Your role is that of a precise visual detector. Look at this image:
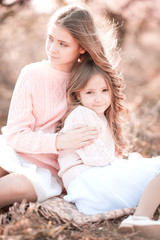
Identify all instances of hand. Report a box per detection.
[56,125,99,150]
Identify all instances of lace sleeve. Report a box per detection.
[62,106,115,166]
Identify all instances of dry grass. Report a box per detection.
[0,208,153,240]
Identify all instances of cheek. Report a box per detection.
[81,97,91,106]
[104,94,111,106]
[108,94,111,101]
[106,92,111,101]
[71,47,81,57]
[108,96,111,105]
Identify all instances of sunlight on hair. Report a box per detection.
[95,14,121,70]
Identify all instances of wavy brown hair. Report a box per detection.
[50,4,128,156]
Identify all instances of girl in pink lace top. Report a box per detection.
[58,59,160,215]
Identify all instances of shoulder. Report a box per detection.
[71,105,97,117]
[17,61,50,87]
[64,106,100,127]
[21,61,46,75]
[21,60,70,80]
[13,61,44,91]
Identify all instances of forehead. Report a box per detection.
[48,24,76,43]
[84,74,107,88]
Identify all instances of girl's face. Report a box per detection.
[46,24,85,72]
[78,74,111,117]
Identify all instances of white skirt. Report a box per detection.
[64,154,160,215]
[0,135,62,202]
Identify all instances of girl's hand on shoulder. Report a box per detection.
[56,125,99,150]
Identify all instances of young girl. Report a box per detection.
[58,59,160,216]
[119,175,160,239]
[0,3,110,208]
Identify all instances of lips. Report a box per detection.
[93,105,104,107]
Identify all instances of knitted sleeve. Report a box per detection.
[61,106,115,166]
[2,66,58,154]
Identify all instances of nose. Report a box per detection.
[95,93,103,103]
[49,42,58,54]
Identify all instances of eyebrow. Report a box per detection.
[48,34,70,45]
[59,39,70,45]
[85,88,94,91]
[85,86,108,90]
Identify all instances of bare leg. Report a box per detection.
[119,174,160,239]
[0,173,37,208]
[134,174,160,219]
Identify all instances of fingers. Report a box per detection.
[72,126,99,144]
[59,126,99,150]
[73,125,98,132]
[74,126,99,136]
[78,139,94,148]
[73,124,87,129]
[80,133,98,141]
[74,131,99,149]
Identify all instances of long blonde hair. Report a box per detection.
[61,60,127,156]
[50,4,127,155]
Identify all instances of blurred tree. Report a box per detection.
[0,0,29,6]
[0,0,31,23]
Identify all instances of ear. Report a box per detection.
[79,47,86,54]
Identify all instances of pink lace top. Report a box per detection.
[58,106,118,188]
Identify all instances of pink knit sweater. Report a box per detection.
[58,106,117,188]
[2,60,70,176]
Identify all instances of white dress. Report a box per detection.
[58,106,160,215]
[0,135,62,202]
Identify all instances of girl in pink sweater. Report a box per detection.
[58,59,160,217]
[0,3,113,207]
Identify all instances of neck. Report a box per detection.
[47,60,77,73]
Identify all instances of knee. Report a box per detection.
[9,173,37,201]
[9,174,28,194]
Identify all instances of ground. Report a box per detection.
[0,206,156,240]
